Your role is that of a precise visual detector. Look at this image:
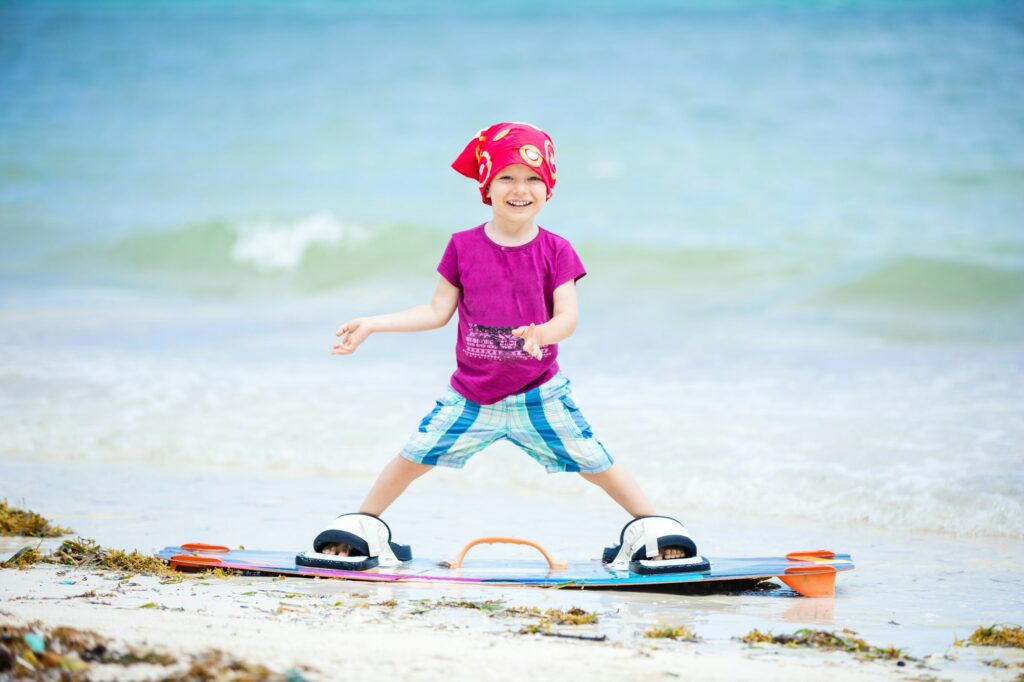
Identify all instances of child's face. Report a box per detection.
[486,163,548,222]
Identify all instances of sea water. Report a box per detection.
[1,0,1023,658]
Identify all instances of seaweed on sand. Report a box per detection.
[481,604,597,625]
[199,567,239,579]
[422,599,598,625]
[175,650,288,681]
[415,599,599,635]
[0,536,175,576]
[0,621,174,679]
[739,628,907,661]
[0,621,313,681]
[956,624,1024,649]
[539,607,598,625]
[0,500,72,538]
[0,547,44,569]
[48,537,171,575]
[439,599,506,613]
[983,658,1024,669]
[516,607,600,636]
[644,624,698,641]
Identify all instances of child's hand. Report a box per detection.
[332,318,373,355]
[511,323,544,361]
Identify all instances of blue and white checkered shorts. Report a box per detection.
[400,372,614,474]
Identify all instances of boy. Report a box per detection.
[300,123,707,575]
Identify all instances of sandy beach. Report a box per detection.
[3,460,1023,680]
[1,561,1012,682]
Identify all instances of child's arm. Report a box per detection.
[511,280,579,361]
[332,277,460,356]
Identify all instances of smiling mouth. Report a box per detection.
[506,200,532,208]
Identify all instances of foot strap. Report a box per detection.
[295,551,379,571]
[295,513,412,571]
[603,515,710,575]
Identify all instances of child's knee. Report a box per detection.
[395,453,435,475]
[579,462,617,481]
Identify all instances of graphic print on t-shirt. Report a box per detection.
[463,323,549,362]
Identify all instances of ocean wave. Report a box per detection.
[818,257,1024,311]
[229,212,373,273]
[47,213,443,296]
[45,214,775,296]
[35,213,1024,340]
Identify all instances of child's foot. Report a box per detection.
[655,547,686,560]
[319,543,353,556]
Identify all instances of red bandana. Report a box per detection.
[451,122,557,205]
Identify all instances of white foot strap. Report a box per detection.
[314,513,402,567]
[608,516,696,570]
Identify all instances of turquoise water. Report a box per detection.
[3,2,1022,283]
[1,1,1022,538]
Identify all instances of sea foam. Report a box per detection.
[229,212,372,273]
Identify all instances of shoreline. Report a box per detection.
[5,563,1000,682]
[4,457,1024,680]
[3,455,1024,658]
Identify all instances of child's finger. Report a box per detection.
[331,339,355,353]
[511,326,526,337]
[336,320,361,337]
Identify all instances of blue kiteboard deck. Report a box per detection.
[158,543,853,597]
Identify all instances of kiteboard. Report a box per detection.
[158,537,853,597]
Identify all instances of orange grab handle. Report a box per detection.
[445,537,568,570]
[786,549,836,562]
[181,543,230,552]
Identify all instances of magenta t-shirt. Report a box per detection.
[437,224,587,405]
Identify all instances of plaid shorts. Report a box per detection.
[400,372,614,474]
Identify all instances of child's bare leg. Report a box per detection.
[580,463,685,560]
[359,454,434,516]
[580,463,656,516]
[321,455,433,556]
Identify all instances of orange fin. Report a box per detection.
[779,565,837,597]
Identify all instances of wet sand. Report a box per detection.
[3,456,1024,680]
[1,563,997,682]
